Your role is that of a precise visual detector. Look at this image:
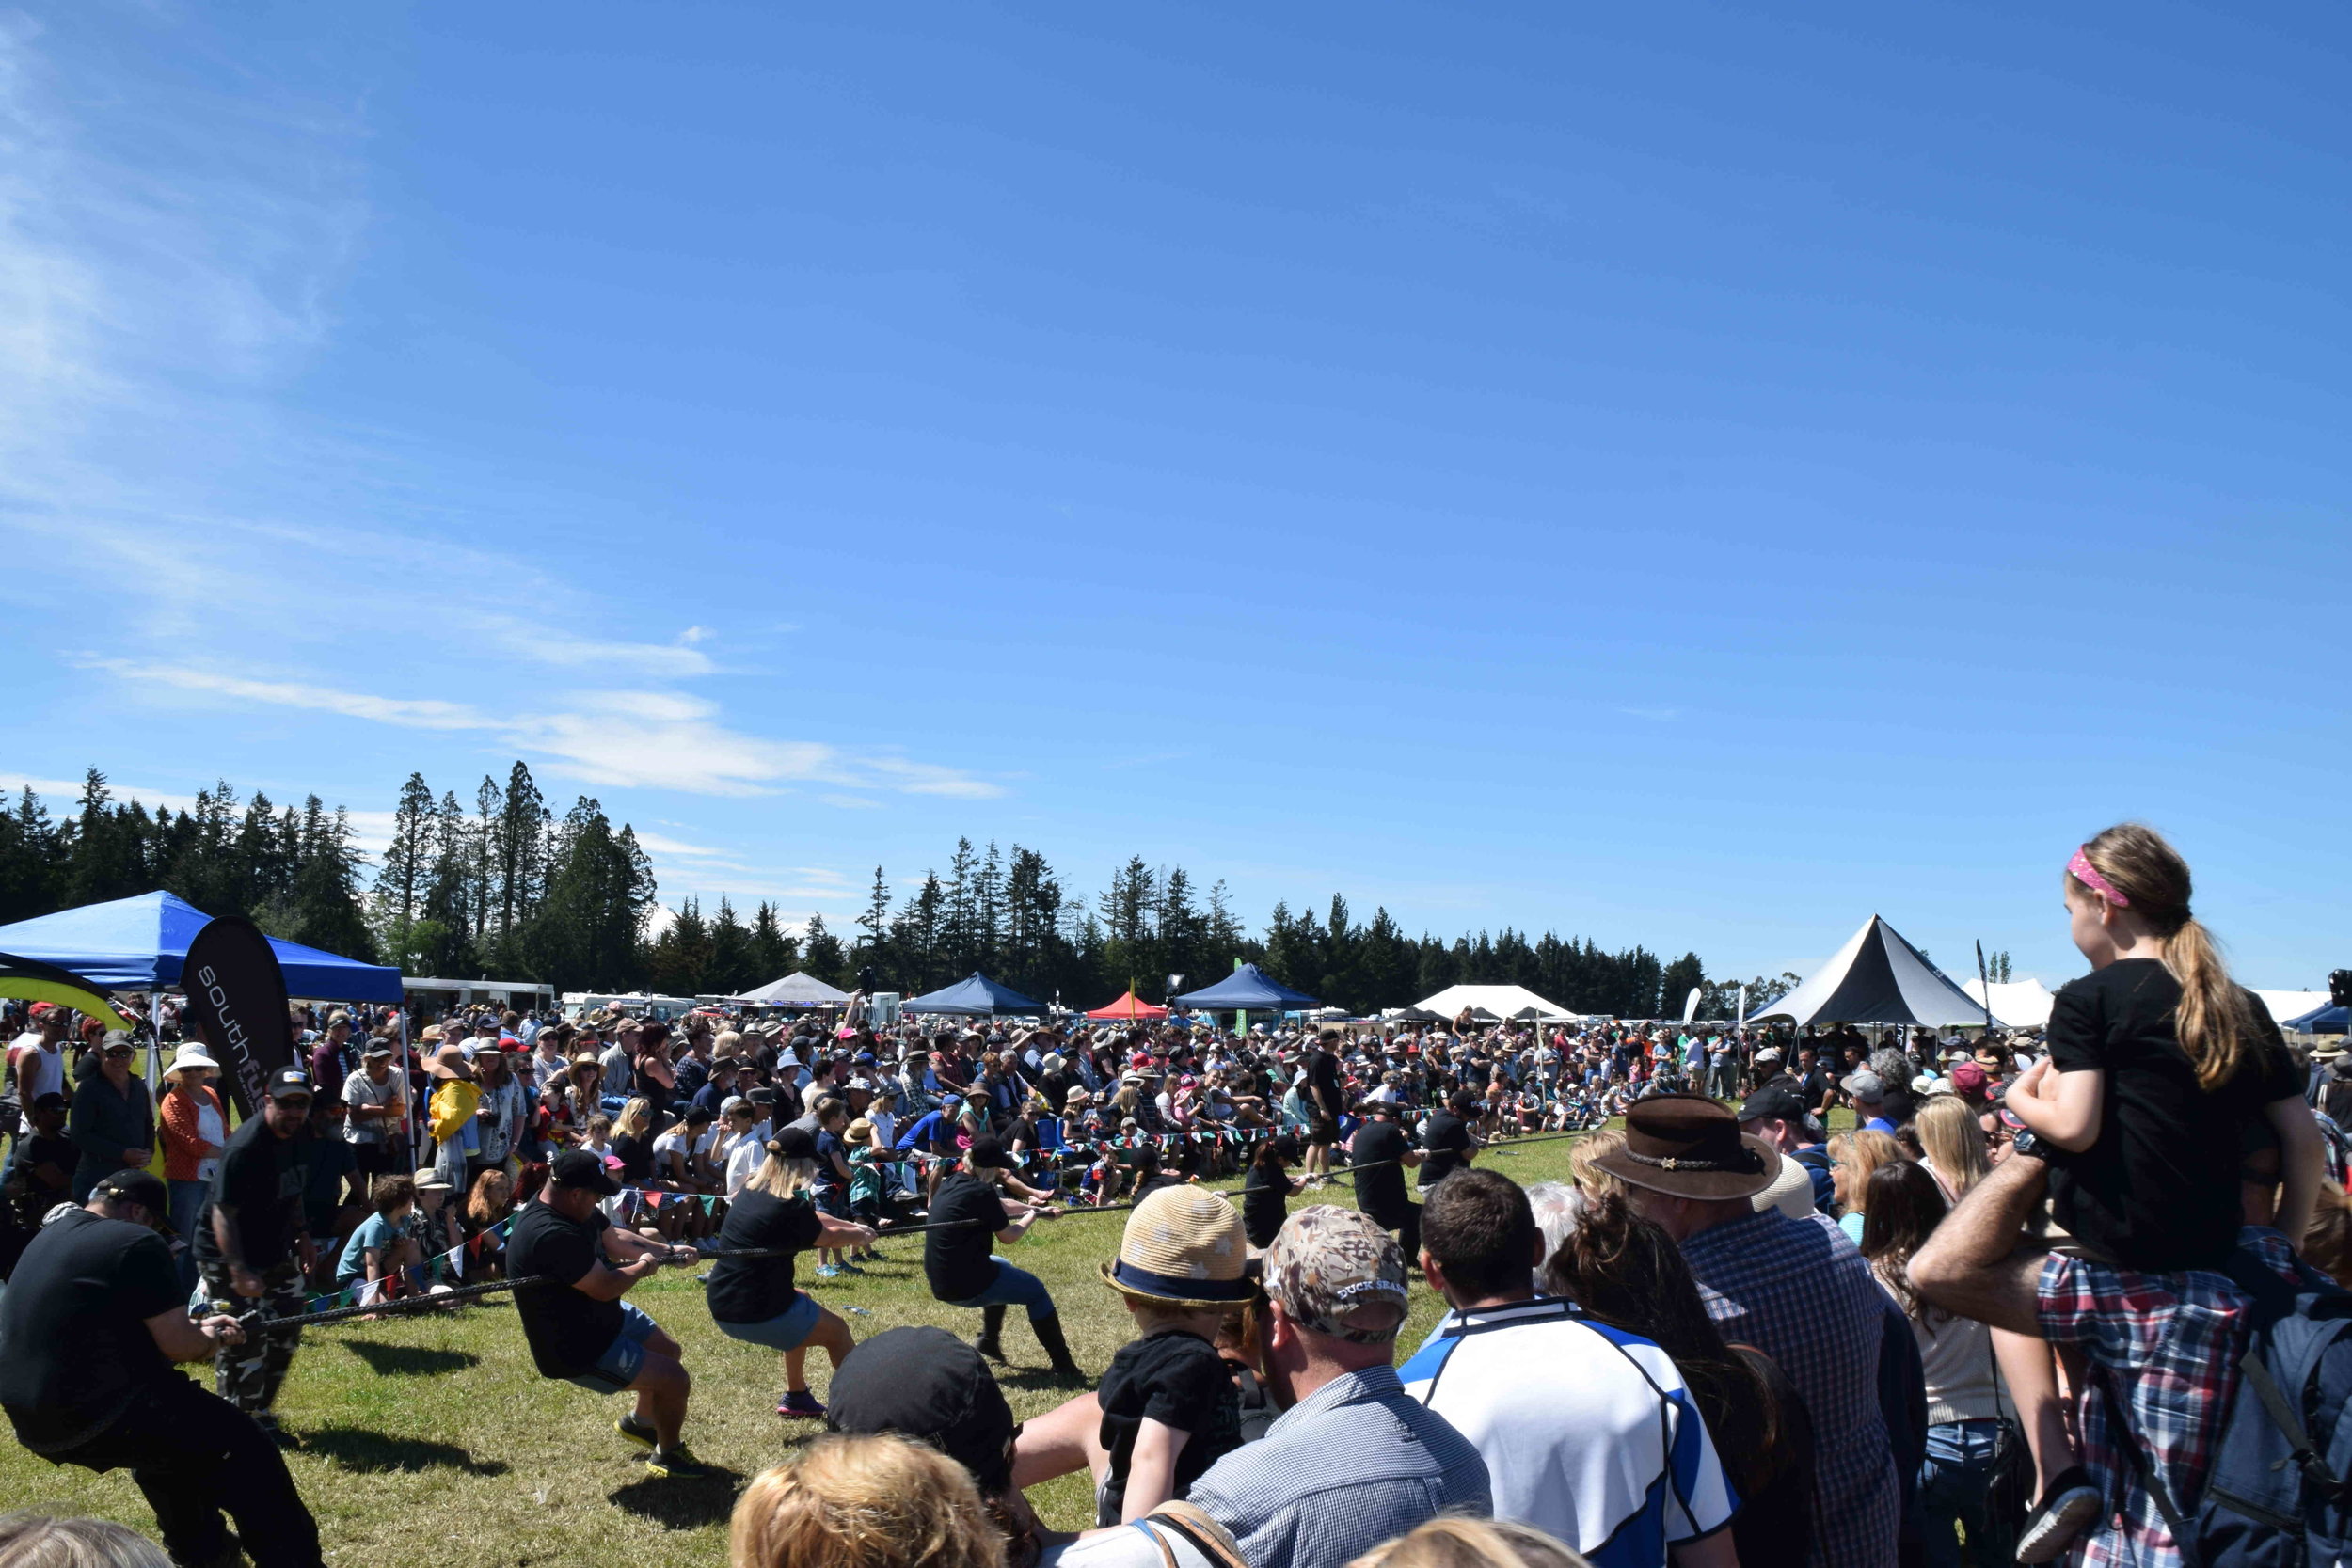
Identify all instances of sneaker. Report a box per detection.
[836,1262,867,1276]
[816,1264,843,1279]
[614,1413,659,1450]
[644,1446,712,1481]
[2016,1466,2102,1564]
[776,1389,828,1419]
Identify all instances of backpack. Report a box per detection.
[2117,1248,2352,1568]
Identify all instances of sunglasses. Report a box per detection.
[273,1096,314,1111]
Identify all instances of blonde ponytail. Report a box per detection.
[2073,823,2251,1091]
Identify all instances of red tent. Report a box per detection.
[1086,990,1168,1021]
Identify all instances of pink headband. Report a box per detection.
[2067,847,2131,908]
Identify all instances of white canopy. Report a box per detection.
[729,971,852,1007]
[1961,977,2056,1030]
[1413,983,1585,1022]
[2254,990,2331,1028]
[1748,915,1992,1027]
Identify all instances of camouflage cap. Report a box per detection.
[1263,1204,1409,1344]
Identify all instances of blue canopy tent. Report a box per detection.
[0,891,404,1003]
[1174,964,1319,1010]
[2287,1004,2350,1037]
[902,972,1045,1017]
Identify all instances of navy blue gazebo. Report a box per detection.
[1174,964,1319,1010]
[902,972,1045,1017]
[2287,1004,2350,1037]
[0,890,402,1003]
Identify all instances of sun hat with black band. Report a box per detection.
[1595,1093,1781,1201]
[1098,1186,1251,1308]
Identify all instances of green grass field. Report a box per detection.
[2,1133,1600,1565]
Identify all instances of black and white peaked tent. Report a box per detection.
[1748,914,1997,1028]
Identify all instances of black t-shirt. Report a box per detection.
[2045,960,2302,1271]
[1350,1119,1412,1226]
[705,1188,824,1324]
[613,1133,656,1183]
[0,1209,184,1452]
[509,1199,622,1377]
[1307,1053,1343,1117]
[1419,1110,1472,1189]
[1095,1329,1243,1524]
[195,1117,313,1269]
[1241,1163,1289,1249]
[924,1172,1009,1303]
[303,1135,359,1232]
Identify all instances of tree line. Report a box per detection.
[0,763,1779,1017]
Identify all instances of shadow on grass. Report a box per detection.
[340,1340,481,1378]
[608,1465,747,1528]
[302,1424,509,1476]
[993,1368,1094,1395]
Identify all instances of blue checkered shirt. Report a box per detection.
[1185,1363,1492,1568]
[1679,1208,1902,1568]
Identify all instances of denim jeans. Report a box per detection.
[1920,1418,2016,1568]
[168,1178,209,1295]
[947,1258,1058,1322]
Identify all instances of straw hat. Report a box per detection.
[1098,1185,1251,1307]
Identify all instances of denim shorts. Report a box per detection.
[714,1290,823,1352]
[564,1301,661,1394]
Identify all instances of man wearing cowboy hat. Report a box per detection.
[1602,1095,1900,1568]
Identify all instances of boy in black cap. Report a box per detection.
[923,1137,1083,1379]
[195,1066,319,1437]
[509,1148,710,1478]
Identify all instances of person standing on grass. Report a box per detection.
[194,1067,318,1442]
[705,1126,876,1420]
[509,1148,711,1479]
[1301,1028,1346,1186]
[1349,1100,1423,1263]
[66,1031,152,1203]
[0,1169,324,1568]
[923,1136,1085,1380]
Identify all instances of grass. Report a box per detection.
[2,1132,1601,1566]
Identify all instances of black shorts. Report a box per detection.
[353,1142,408,1181]
[1306,1114,1339,1145]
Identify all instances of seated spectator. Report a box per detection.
[0,1513,173,1568]
[729,1432,1003,1568]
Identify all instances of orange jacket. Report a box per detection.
[160,1085,226,1182]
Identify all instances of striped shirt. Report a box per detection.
[1400,1297,1736,1567]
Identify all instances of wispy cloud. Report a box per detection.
[0,18,999,809]
[1618,705,1682,722]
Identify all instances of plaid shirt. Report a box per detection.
[1679,1209,1902,1568]
[2037,1227,2301,1568]
[1186,1363,1491,1568]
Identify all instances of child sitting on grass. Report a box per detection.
[1092,1185,1249,1527]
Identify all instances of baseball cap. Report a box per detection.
[29,1091,65,1114]
[1263,1205,1409,1343]
[362,1041,395,1059]
[549,1148,622,1196]
[266,1067,312,1101]
[825,1325,1016,1495]
[966,1136,1013,1170]
[1737,1085,1811,1125]
[771,1125,818,1161]
[1841,1069,1885,1102]
[91,1168,171,1219]
[1949,1061,1989,1094]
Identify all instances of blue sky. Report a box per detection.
[3,1,2345,990]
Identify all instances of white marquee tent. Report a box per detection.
[1962,977,2057,1031]
[1413,983,1585,1022]
[2254,990,2330,1028]
[1748,915,1996,1028]
[729,971,853,1007]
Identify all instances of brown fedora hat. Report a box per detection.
[1596,1093,1781,1201]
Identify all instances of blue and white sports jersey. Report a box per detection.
[1399,1297,1736,1568]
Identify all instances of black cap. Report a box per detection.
[30,1091,65,1113]
[966,1136,1012,1170]
[92,1168,171,1219]
[266,1067,312,1101]
[770,1125,817,1161]
[549,1148,621,1196]
[1738,1085,1811,1125]
[826,1326,1015,1494]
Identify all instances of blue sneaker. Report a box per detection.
[816,1264,842,1279]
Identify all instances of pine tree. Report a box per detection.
[374,772,436,955]
[803,913,848,987]
[0,787,63,923]
[491,761,548,946]
[855,867,893,979]
[749,901,798,981]
[707,897,754,995]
